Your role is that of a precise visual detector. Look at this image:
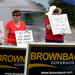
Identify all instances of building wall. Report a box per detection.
[0,6,12,27]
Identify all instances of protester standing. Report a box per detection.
[45,6,65,43]
[5,10,27,46]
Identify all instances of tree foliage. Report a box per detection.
[49,0,75,28]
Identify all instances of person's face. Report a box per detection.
[52,9,59,15]
[13,13,20,21]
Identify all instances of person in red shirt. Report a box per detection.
[45,6,65,43]
[5,10,27,46]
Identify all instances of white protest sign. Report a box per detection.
[15,30,33,48]
[48,14,71,35]
[0,21,4,42]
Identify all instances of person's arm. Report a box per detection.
[23,21,28,32]
[4,29,9,45]
[45,16,52,30]
[46,24,52,30]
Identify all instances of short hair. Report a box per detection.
[12,10,21,16]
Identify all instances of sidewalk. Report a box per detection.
[64,28,75,43]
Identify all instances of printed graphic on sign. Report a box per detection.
[48,14,71,35]
[25,44,75,75]
[15,30,33,47]
[0,46,26,75]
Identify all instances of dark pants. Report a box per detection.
[45,38,64,43]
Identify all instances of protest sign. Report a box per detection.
[25,43,75,75]
[0,46,26,75]
[15,30,33,47]
[48,14,71,35]
[0,21,4,42]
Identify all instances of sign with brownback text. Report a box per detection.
[0,46,26,75]
[25,43,75,75]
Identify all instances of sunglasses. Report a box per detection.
[53,10,59,13]
[13,14,20,16]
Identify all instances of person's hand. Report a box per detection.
[0,30,2,33]
[55,33,65,36]
[25,29,28,32]
[46,24,51,30]
[4,36,8,45]
[60,33,65,36]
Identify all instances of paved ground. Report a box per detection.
[27,26,75,43]
[64,28,75,43]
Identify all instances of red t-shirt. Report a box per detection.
[5,20,27,45]
[45,17,64,41]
